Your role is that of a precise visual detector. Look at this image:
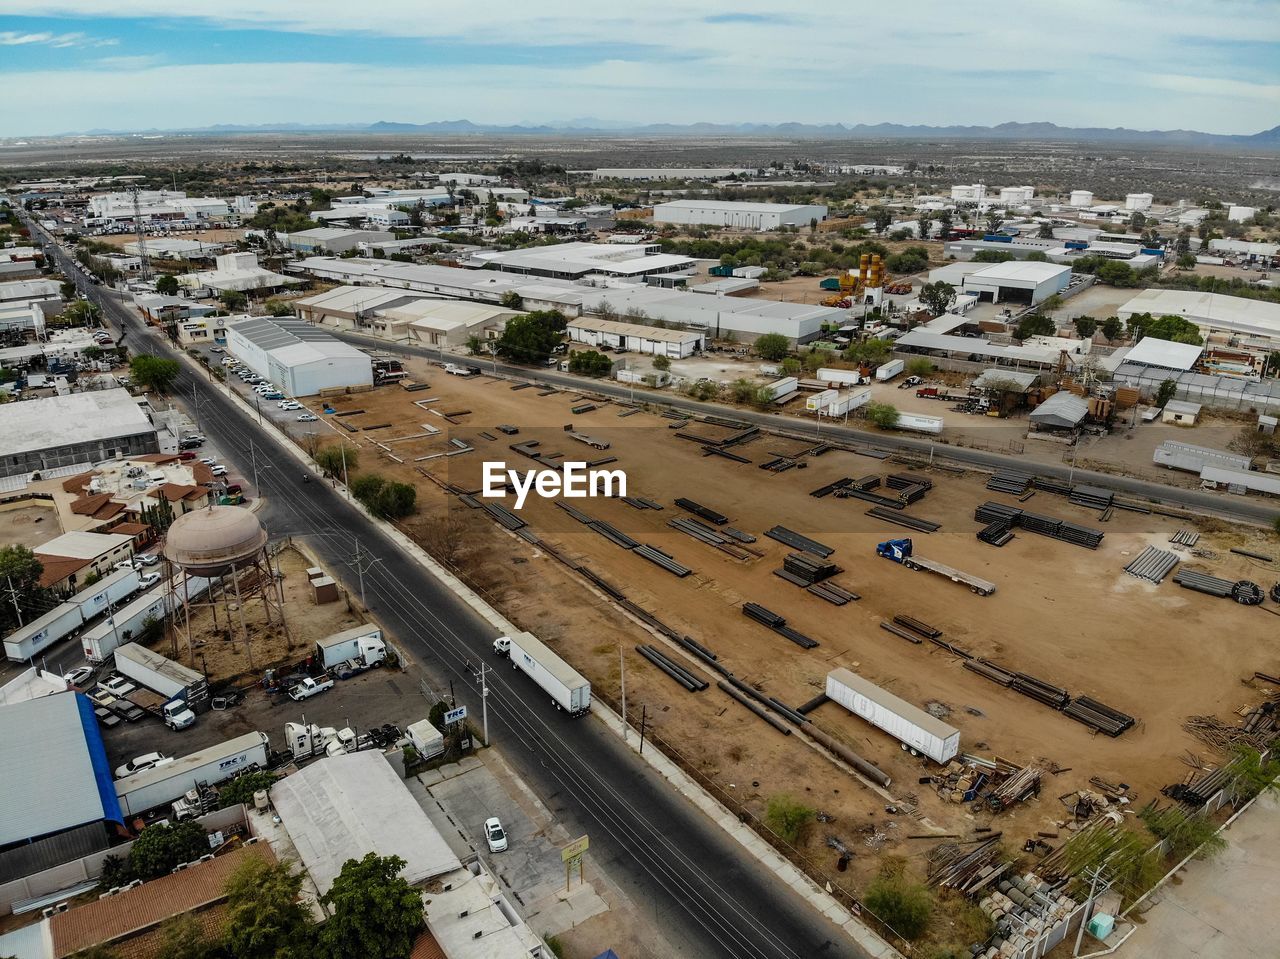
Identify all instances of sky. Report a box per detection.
[0,0,1277,137]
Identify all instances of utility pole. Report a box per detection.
[1072,867,1104,956]
[639,704,648,755]
[347,541,383,609]
[5,576,25,627]
[250,439,259,493]
[619,644,627,742]
[479,661,489,747]
[340,444,350,497]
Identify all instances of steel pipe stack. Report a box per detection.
[987,470,1033,495]
[636,645,709,691]
[1169,529,1200,547]
[1063,697,1134,737]
[1124,546,1180,584]
[1173,569,1236,598]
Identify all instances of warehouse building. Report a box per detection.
[285,228,396,255]
[225,317,373,396]
[960,262,1071,305]
[653,200,828,231]
[1125,193,1154,211]
[178,252,301,295]
[1117,289,1280,358]
[567,316,704,358]
[0,389,159,479]
[124,237,228,261]
[374,300,518,347]
[0,692,122,882]
[291,285,433,328]
[468,241,695,280]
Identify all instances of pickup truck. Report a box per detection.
[444,363,478,377]
[287,676,335,701]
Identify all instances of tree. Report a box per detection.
[885,250,928,274]
[864,869,933,940]
[155,914,216,959]
[971,249,1015,263]
[317,853,423,959]
[651,355,671,371]
[1133,313,1203,345]
[1100,316,1124,341]
[155,274,180,296]
[82,345,104,361]
[845,338,892,365]
[375,481,417,519]
[865,401,900,429]
[915,212,931,240]
[1025,250,1049,262]
[764,795,815,844]
[266,300,294,317]
[129,355,180,394]
[1155,379,1177,409]
[568,350,613,377]
[1176,252,1197,269]
[129,822,209,880]
[871,207,893,235]
[223,856,314,959]
[1130,211,1147,231]
[754,333,790,361]
[1037,221,1055,240]
[350,473,387,507]
[1014,313,1055,340]
[314,444,356,478]
[918,281,956,317]
[905,357,933,377]
[984,211,1004,234]
[1074,316,1098,338]
[219,289,248,312]
[63,299,102,326]
[936,209,953,238]
[780,357,801,375]
[0,545,47,632]
[499,291,524,310]
[1040,293,1064,312]
[495,311,564,363]
[1095,260,1137,287]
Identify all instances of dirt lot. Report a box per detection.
[158,544,368,686]
[0,501,61,550]
[296,367,1278,893]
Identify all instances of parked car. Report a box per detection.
[99,675,136,697]
[179,438,203,450]
[178,450,198,461]
[136,553,159,566]
[199,457,217,466]
[210,465,227,476]
[114,560,138,572]
[64,665,93,688]
[115,752,173,779]
[297,413,318,422]
[87,689,116,708]
[138,572,162,588]
[484,817,508,853]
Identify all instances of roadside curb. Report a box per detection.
[199,356,903,959]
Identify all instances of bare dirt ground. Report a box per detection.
[93,227,247,248]
[158,544,367,686]
[0,501,62,550]
[294,364,1279,897]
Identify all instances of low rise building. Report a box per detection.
[0,388,160,479]
[178,252,302,296]
[591,167,755,181]
[225,316,373,396]
[652,200,828,231]
[1117,289,1280,359]
[566,316,704,357]
[468,241,695,280]
[33,530,136,590]
[960,262,1071,305]
[285,228,396,255]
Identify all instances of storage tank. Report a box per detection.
[164,506,268,577]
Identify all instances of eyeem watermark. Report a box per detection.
[482,461,627,509]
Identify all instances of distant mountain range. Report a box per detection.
[67,119,1280,148]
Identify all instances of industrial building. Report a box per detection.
[652,200,828,231]
[124,237,229,260]
[178,252,301,295]
[225,317,373,396]
[566,316,705,358]
[998,186,1035,206]
[1116,289,1280,357]
[0,692,122,882]
[83,190,254,230]
[1069,190,1094,207]
[1125,193,1154,211]
[373,299,518,347]
[285,228,396,255]
[950,185,986,203]
[959,261,1071,305]
[468,241,695,280]
[291,285,434,327]
[0,388,159,479]
[0,278,60,305]
[591,167,755,181]
[310,205,410,228]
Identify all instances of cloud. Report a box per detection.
[1145,73,1280,102]
[0,29,116,47]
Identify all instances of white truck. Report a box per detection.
[3,602,84,661]
[67,568,142,623]
[406,718,445,761]
[874,358,905,382]
[494,631,591,716]
[316,625,386,671]
[288,676,335,701]
[114,643,208,724]
[826,667,959,764]
[83,590,168,663]
[444,363,478,377]
[115,731,270,817]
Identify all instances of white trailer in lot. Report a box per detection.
[82,589,168,663]
[115,642,209,709]
[3,601,84,661]
[817,367,865,386]
[316,625,386,670]
[115,731,270,817]
[826,667,959,763]
[895,412,945,435]
[407,718,445,761]
[874,358,905,382]
[763,376,798,401]
[67,568,140,622]
[495,631,591,716]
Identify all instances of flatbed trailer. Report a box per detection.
[902,555,997,596]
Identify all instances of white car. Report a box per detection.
[484,817,508,853]
[199,456,217,465]
[136,553,159,566]
[210,464,227,476]
[281,402,301,411]
[114,560,139,572]
[64,665,94,688]
[297,413,318,422]
[138,572,162,588]
[115,753,173,779]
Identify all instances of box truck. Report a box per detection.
[494,631,591,716]
[315,625,386,671]
[874,359,905,382]
[114,642,209,714]
[826,668,959,763]
[115,731,270,817]
[83,590,168,663]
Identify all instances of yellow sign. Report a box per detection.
[560,835,590,862]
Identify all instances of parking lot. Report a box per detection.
[195,344,324,435]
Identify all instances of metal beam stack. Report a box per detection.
[987,470,1033,495]
[1124,546,1179,584]
[674,497,728,525]
[974,502,1103,549]
[1069,485,1114,510]
[864,507,941,533]
[1169,529,1200,547]
[764,526,835,558]
[1063,697,1135,737]
[635,645,709,691]
[742,603,819,648]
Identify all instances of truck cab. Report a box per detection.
[493,636,511,657]
[163,700,196,731]
[288,676,335,701]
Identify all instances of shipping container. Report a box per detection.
[3,602,84,661]
[82,590,169,663]
[981,234,1013,243]
[406,719,445,761]
[874,359,905,382]
[806,388,838,411]
[316,625,386,670]
[826,668,959,763]
[816,367,864,386]
[1064,240,1089,251]
[895,412,945,435]
[115,642,209,707]
[115,731,270,817]
[763,376,798,401]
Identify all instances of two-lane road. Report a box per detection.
[30,220,860,959]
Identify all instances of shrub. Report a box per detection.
[905,358,933,377]
[865,402,900,429]
[864,873,933,940]
[764,794,814,844]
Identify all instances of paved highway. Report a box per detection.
[336,333,1280,529]
[31,222,858,958]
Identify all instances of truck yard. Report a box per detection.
[284,360,1279,897]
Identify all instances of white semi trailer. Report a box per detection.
[115,731,270,817]
[494,631,591,716]
[826,667,959,764]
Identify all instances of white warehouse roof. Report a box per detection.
[655,199,825,215]
[226,316,370,368]
[0,388,155,459]
[1117,289,1280,340]
[1124,337,1203,371]
[968,261,1071,285]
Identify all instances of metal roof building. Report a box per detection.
[1124,337,1203,371]
[1117,289,1280,353]
[468,241,695,280]
[1029,392,1089,429]
[653,200,828,231]
[225,317,373,397]
[960,262,1071,306]
[0,388,159,479]
[0,693,121,879]
[566,316,705,357]
[270,751,461,894]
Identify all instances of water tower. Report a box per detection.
[164,505,287,668]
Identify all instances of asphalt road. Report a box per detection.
[31,221,857,959]
[338,333,1280,529]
